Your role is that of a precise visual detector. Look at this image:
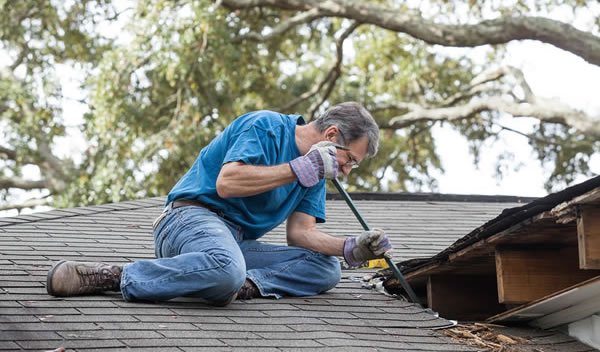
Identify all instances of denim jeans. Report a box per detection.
[120,203,341,305]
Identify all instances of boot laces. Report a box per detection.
[78,265,120,292]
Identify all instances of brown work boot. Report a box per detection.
[46,260,122,297]
[236,279,261,300]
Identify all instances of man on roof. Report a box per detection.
[46,102,393,305]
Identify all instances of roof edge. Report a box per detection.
[327,192,538,203]
[0,197,164,228]
[0,192,537,228]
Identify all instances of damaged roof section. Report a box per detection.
[389,176,600,350]
[399,175,600,274]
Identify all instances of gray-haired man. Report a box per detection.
[47,102,393,305]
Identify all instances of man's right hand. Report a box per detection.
[289,141,339,188]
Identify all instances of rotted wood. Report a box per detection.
[495,246,600,304]
[552,188,600,223]
[404,216,577,285]
[450,215,576,263]
[577,206,600,269]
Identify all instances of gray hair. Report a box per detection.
[313,102,379,157]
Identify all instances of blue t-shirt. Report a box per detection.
[166,110,326,239]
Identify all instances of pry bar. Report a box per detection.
[331,178,421,305]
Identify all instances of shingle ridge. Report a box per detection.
[0,197,166,228]
[326,192,538,203]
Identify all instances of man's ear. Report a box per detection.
[324,126,340,142]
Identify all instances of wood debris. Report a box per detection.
[443,323,530,352]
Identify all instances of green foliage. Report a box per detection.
[528,123,599,192]
[1,0,599,210]
[0,0,118,207]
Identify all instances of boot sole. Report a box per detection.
[46,260,67,296]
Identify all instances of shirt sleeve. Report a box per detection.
[294,180,327,223]
[223,125,279,166]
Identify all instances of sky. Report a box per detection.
[1,4,600,217]
[429,40,600,197]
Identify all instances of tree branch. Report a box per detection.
[278,22,360,113]
[0,146,17,161]
[436,66,533,108]
[0,197,52,212]
[221,0,600,67]
[0,177,47,190]
[37,139,67,179]
[9,47,29,71]
[495,123,560,146]
[308,21,361,120]
[233,7,326,42]
[470,66,534,101]
[384,96,600,138]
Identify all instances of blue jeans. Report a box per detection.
[120,203,341,305]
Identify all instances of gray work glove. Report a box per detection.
[289,141,339,188]
[343,228,393,268]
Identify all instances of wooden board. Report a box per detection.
[577,207,600,269]
[495,246,600,304]
[427,275,505,321]
[488,275,600,326]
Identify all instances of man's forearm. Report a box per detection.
[287,229,345,257]
[216,162,298,198]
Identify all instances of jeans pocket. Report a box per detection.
[152,211,168,230]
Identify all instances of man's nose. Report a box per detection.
[340,163,352,176]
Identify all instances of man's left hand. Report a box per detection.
[343,228,393,267]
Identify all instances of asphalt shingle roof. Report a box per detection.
[0,194,590,351]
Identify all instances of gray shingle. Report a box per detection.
[254,330,352,339]
[57,330,163,339]
[0,331,62,341]
[95,322,197,330]
[159,330,259,339]
[1,322,101,331]
[81,349,183,352]
[0,342,21,350]
[16,339,125,349]
[121,338,225,347]
[182,348,280,352]
[194,323,294,332]
[222,338,324,347]
[1,307,80,315]
[36,314,138,323]
[286,323,384,334]
[279,349,378,352]
[317,337,412,349]
[135,315,234,324]
[0,315,41,323]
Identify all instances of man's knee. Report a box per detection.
[212,260,246,302]
[184,250,246,304]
